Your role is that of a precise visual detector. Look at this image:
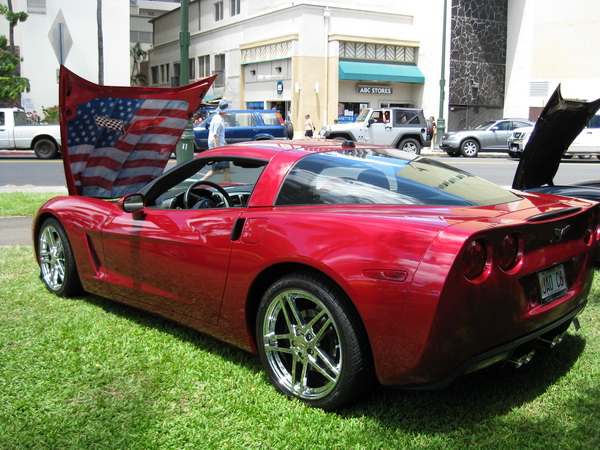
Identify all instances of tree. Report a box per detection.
[0,2,29,105]
[130,42,148,86]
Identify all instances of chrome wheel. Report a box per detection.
[262,288,341,400]
[257,272,374,410]
[39,223,66,291]
[37,218,83,297]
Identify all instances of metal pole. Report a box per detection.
[177,0,194,164]
[179,0,190,85]
[436,0,448,146]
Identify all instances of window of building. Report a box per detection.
[230,0,240,16]
[189,58,196,80]
[198,55,210,78]
[339,41,416,63]
[151,66,159,85]
[160,64,170,84]
[27,0,46,14]
[214,1,223,21]
[173,63,181,86]
[214,54,225,88]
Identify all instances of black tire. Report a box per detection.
[398,138,421,155]
[37,218,83,297]
[508,151,521,159]
[33,138,59,159]
[447,151,460,157]
[256,271,374,410]
[460,139,479,157]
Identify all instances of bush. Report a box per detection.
[42,105,59,124]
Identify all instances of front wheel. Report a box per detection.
[508,151,521,159]
[34,138,59,159]
[460,139,479,157]
[398,138,421,155]
[256,272,374,410]
[37,218,83,297]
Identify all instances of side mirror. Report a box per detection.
[367,118,375,127]
[118,193,145,214]
[491,126,499,132]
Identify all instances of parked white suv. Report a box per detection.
[508,113,600,159]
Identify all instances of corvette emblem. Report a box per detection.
[553,225,571,243]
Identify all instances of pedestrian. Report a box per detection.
[304,113,315,139]
[202,99,231,181]
[429,116,437,149]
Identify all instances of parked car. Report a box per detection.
[319,107,431,154]
[193,109,288,150]
[441,118,534,157]
[36,69,598,410]
[0,107,61,159]
[513,85,600,202]
[509,112,600,159]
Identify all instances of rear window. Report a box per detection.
[258,112,283,126]
[276,149,520,207]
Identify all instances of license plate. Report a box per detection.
[537,264,568,304]
[510,144,520,151]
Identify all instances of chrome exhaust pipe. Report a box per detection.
[538,332,565,348]
[509,350,535,369]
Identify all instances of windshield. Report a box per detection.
[357,109,370,122]
[276,149,520,207]
[474,121,495,130]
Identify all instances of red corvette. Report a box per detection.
[34,69,598,409]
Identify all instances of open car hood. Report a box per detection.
[59,66,216,197]
[512,85,600,190]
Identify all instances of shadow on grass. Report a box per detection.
[78,292,593,434]
[81,293,262,375]
[344,333,592,432]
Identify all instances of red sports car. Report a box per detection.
[34,68,599,410]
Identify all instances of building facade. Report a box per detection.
[149,1,444,135]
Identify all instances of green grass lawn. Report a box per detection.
[1,193,599,447]
[1,245,598,449]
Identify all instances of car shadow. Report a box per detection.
[81,293,262,374]
[80,293,589,428]
[340,332,588,430]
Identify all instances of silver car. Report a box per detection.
[441,118,534,157]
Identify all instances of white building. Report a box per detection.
[0,0,130,115]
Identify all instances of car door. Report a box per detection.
[367,110,395,145]
[0,111,12,148]
[224,112,258,144]
[100,207,241,325]
[568,114,600,156]
[487,120,513,150]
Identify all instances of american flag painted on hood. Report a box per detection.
[59,66,216,198]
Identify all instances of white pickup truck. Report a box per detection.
[0,107,61,159]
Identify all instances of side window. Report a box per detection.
[495,121,510,131]
[588,115,600,129]
[513,121,532,129]
[0,112,4,126]
[394,111,417,126]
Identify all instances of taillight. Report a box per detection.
[277,113,284,125]
[584,212,596,245]
[498,233,521,271]
[462,239,487,280]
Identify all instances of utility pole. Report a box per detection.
[437,0,448,146]
[176,0,194,164]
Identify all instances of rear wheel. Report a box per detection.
[398,138,421,155]
[34,138,59,159]
[447,151,460,157]
[256,271,374,410]
[460,139,479,157]
[508,151,521,159]
[37,218,83,297]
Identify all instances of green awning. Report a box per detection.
[339,61,424,84]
